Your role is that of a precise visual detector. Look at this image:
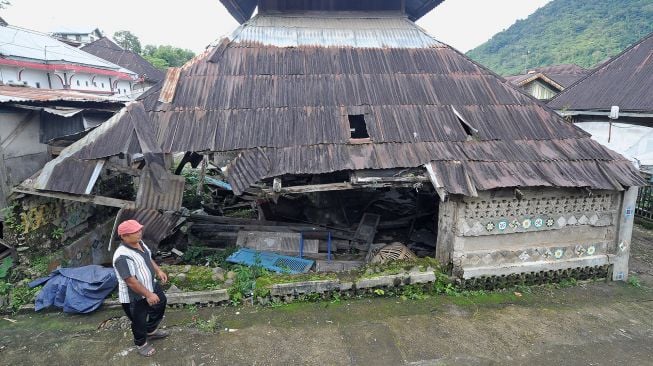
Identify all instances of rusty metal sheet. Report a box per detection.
[114,208,181,244]
[158,67,181,103]
[0,85,120,103]
[135,173,185,211]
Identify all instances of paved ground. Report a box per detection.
[1,226,652,366]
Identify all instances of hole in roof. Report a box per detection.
[451,107,478,139]
[348,114,369,139]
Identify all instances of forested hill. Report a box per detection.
[466,0,653,76]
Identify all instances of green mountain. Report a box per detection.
[466,0,653,76]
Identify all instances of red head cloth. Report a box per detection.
[117,219,144,236]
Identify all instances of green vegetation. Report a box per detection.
[628,275,641,288]
[112,30,195,70]
[180,167,211,209]
[181,246,237,268]
[0,257,13,279]
[466,0,653,75]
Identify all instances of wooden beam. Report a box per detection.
[104,162,141,176]
[261,181,425,195]
[13,187,135,209]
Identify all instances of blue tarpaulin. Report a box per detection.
[29,265,117,314]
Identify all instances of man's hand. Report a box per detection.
[146,292,160,306]
[156,269,168,285]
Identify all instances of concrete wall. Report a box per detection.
[437,187,634,281]
[19,69,49,89]
[0,109,50,208]
[0,67,20,84]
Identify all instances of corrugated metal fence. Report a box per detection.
[636,171,653,222]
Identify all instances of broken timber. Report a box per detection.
[13,187,135,209]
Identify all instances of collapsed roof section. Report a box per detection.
[20,12,646,202]
[145,12,644,195]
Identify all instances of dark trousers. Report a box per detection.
[121,283,167,346]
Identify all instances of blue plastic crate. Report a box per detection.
[226,248,314,274]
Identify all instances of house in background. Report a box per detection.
[82,37,165,97]
[0,22,137,98]
[50,27,103,47]
[506,64,589,101]
[548,32,653,172]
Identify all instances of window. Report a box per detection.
[35,82,41,88]
[123,89,126,94]
[116,89,120,94]
[101,82,105,88]
[93,82,97,87]
[348,114,369,139]
[76,80,80,86]
[85,81,89,86]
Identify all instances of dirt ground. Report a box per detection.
[1,226,652,366]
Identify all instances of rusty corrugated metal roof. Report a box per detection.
[549,32,653,112]
[0,85,120,103]
[24,12,646,199]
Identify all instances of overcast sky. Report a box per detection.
[2,0,551,53]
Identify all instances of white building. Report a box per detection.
[50,27,103,47]
[0,22,137,98]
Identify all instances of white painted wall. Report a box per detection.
[91,75,112,93]
[1,67,133,95]
[115,80,133,97]
[0,67,20,84]
[576,121,653,166]
[19,69,50,88]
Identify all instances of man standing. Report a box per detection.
[112,219,169,357]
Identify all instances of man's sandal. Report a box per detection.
[137,342,156,357]
[147,329,170,341]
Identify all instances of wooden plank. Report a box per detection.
[353,213,381,244]
[435,200,456,265]
[260,181,425,195]
[12,187,135,208]
[236,231,318,255]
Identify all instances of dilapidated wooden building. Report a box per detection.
[21,0,645,282]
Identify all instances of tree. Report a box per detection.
[142,45,195,69]
[113,30,142,54]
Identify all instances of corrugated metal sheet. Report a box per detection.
[81,38,165,83]
[223,141,645,195]
[0,85,120,103]
[135,173,185,211]
[549,32,653,112]
[233,14,442,48]
[114,208,181,244]
[158,67,181,103]
[0,25,129,70]
[28,102,166,196]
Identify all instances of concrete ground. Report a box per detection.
[1,226,652,366]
